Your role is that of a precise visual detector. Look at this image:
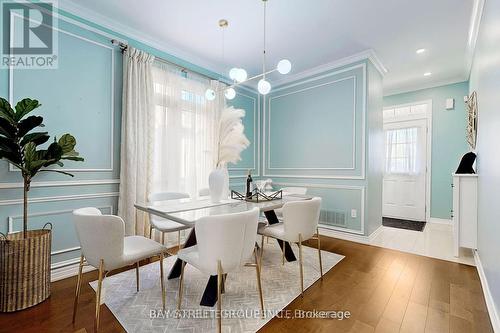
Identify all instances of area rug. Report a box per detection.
[90,241,344,332]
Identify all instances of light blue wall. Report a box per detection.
[469,0,500,321]
[0,2,255,272]
[383,81,469,219]
[260,60,383,235]
[227,90,259,181]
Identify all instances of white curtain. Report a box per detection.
[151,63,224,197]
[118,47,155,236]
[385,127,419,175]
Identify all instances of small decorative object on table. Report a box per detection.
[231,189,282,203]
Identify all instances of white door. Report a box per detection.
[383,119,427,221]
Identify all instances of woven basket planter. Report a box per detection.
[0,227,52,312]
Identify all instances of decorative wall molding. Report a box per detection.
[267,76,357,171]
[228,92,261,178]
[474,250,500,333]
[466,0,486,75]
[51,257,95,282]
[0,179,120,189]
[263,63,367,180]
[8,18,116,172]
[272,49,386,89]
[273,181,365,234]
[0,192,119,206]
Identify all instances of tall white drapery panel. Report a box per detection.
[118,47,155,236]
[151,63,224,198]
[385,127,420,175]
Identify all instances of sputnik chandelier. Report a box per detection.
[205,0,292,101]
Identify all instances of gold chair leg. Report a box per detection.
[298,234,304,297]
[177,230,181,249]
[254,248,264,315]
[177,261,186,310]
[149,225,153,239]
[161,232,165,245]
[260,235,265,267]
[136,262,140,292]
[159,252,166,310]
[317,228,323,280]
[72,255,84,324]
[217,260,223,333]
[95,259,104,332]
[282,241,286,265]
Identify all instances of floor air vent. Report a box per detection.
[320,209,347,226]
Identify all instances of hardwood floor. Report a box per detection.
[0,237,493,333]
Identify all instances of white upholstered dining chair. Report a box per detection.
[258,197,323,296]
[72,207,167,332]
[274,186,308,218]
[176,208,263,333]
[149,192,191,249]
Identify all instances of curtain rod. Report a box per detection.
[110,39,219,81]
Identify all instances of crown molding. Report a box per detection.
[272,49,387,89]
[57,0,226,79]
[466,0,485,77]
[384,76,469,97]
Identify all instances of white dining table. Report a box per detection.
[134,194,311,306]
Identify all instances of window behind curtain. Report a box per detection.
[385,127,419,174]
[151,63,221,197]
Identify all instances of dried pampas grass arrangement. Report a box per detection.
[216,106,250,167]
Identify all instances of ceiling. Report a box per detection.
[60,0,477,95]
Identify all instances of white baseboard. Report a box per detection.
[428,217,452,225]
[51,260,95,282]
[319,225,382,245]
[474,250,500,333]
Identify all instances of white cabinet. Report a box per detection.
[452,174,478,257]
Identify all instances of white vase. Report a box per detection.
[209,168,226,203]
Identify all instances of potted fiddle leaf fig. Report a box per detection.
[0,97,84,312]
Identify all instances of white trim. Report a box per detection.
[51,258,95,282]
[8,17,116,172]
[384,77,468,97]
[272,49,386,88]
[263,63,366,180]
[319,224,383,245]
[466,0,485,76]
[7,205,113,235]
[368,225,384,242]
[428,218,452,225]
[0,192,119,206]
[228,92,261,178]
[273,181,365,235]
[474,250,500,333]
[383,99,433,223]
[57,0,226,80]
[267,76,357,170]
[0,179,120,189]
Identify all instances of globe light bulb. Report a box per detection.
[229,68,239,80]
[235,68,248,83]
[205,89,216,101]
[257,79,271,95]
[277,59,292,74]
[224,87,236,100]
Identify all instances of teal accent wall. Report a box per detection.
[469,0,500,320]
[0,1,245,274]
[260,60,383,235]
[383,81,469,219]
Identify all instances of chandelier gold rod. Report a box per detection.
[214,68,277,93]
